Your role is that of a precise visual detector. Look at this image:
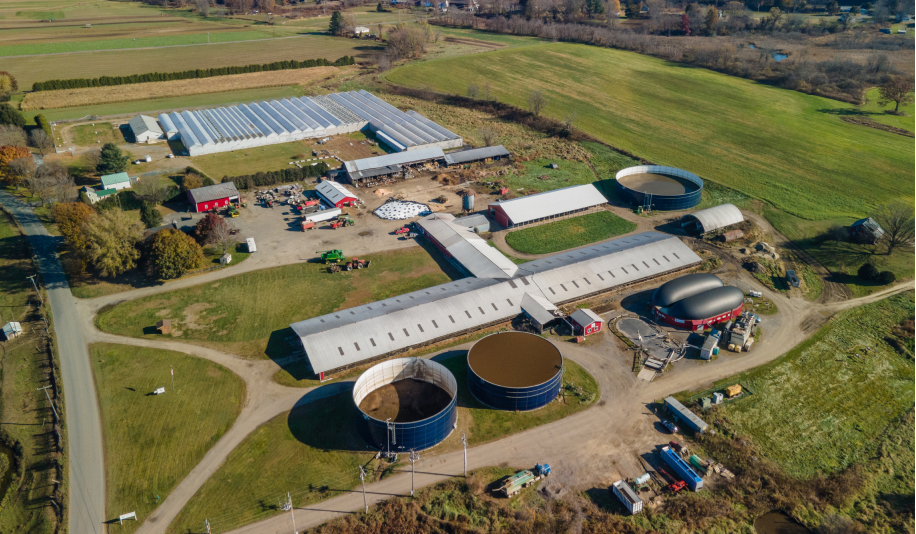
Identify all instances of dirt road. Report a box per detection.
[0,192,106,534]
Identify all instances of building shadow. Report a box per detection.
[286,387,370,452]
[620,289,655,316]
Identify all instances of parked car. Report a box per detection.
[662,420,679,434]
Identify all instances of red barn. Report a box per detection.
[316,180,359,208]
[186,183,239,213]
[570,309,603,336]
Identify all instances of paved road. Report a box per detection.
[0,192,106,534]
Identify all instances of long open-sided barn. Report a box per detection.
[487,184,608,228]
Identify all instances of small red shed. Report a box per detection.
[316,180,360,208]
[186,182,240,213]
[569,308,603,336]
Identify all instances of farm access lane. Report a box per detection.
[0,191,106,534]
[218,282,912,534]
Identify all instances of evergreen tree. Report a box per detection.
[0,103,25,128]
[96,143,129,175]
[329,10,344,35]
[140,202,163,228]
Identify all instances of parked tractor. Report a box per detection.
[344,257,371,270]
[330,217,354,230]
[318,250,344,264]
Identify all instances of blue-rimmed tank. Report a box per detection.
[353,358,458,452]
[467,332,563,412]
[615,165,704,211]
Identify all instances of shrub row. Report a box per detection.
[32,56,356,92]
[220,163,331,190]
[34,114,51,135]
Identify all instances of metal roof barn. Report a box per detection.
[488,184,607,227]
[570,308,603,336]
[520,293,559,330]
[344,146,445,174]
[100,172,131,190]
[452,213,490,234]
[186,182,239,212]
[443,145,510,166]
[129,114,163,143]
[679,204,744,234]
[316,180,359,208]
[416,214,518,279]
[291,231,701,376]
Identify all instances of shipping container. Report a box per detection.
[661,446,703,491]
[612,480,643,515]
[664,396,708,433]
[305,207,343,223]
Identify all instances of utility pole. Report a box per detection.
[204,519,212,534]
[282,492,298,534]
[27,275,42,304]
[37,386,59,422]
[461,432,467,477]
[358,465,368,513]
[408,450,419,496]
[170,365,175,391]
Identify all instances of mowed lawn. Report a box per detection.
[91,343,246,534]
[6,35,379,90]
[505,211,637,254]
[169,355,597,533]
[705,292,914,479]
[386,42,914,221]
[95,247,455,358]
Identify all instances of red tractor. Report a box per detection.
[668,481,687,493]
[344,257,371,270]
[330,218,354,230]
[394,226,411,235]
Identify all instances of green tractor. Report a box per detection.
[318,250,345,264]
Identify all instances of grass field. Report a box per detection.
[505,211,637,254]
[96,247,455,359]
[90,343,245,534]
[5,35,378,90]
[686,292,914,479]
[860,87,915,132]
[69,121,122,145]
[22,66,338,110]
[190,140,331,178]
[169,355,596,533]
[386,42,913,221]
[0,208,59,534]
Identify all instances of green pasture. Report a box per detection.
[169,355,596,533]
[91,343,245,534]
[70,122,122,145]
[505,211,637,255]
[859,87,915,132]
[0,29,285,56]
[693,292,914,479]
[191,141,332,178]
[95,247,455,359]
[386,42,914,222]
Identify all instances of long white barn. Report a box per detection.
[162,90,463,157]
[291,231,701,378]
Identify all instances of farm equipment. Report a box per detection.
[330,217,354,229]
[301,221,316,231]
[394,226,410,235]
[496,464,550,497]
[668,480,687,493]
[318,250,344,264]
[344,257,370,270]
[327,264,341,274]
[227,205,239,217]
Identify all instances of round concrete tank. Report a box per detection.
[615,165,703,211]
[353,358,458,452]
[467,332,563,411]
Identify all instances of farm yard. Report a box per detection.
[90,343,246,534]
[505,211,637,255]
[385,42,914,222]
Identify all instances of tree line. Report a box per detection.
[220,163,330,190]
[31,56,356,92]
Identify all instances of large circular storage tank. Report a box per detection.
[353,358,457,452]
[467,332,563,411]
[615,165,703,211]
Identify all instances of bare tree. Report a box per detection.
[29,129,54,156]
[478,126,497,146]
[527,90,547,116]
[30,162,73,205]
[874,202,914,255]
[0,124,27,146]
[467,84,479,99]
[376,54,391,72]
[81,147,101,171]
[209,219,238,254]
[8,156,35,189]
[482,82,493,101]
[562,111,577,132]
[133,178,169,205]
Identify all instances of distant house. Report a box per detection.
[128,114,164,143]
[353,26,370,36]
[82,186,118,204]
[896,13,911,22]
[186,182,240,213]
[849,217,885,244]
[100,172,132,191]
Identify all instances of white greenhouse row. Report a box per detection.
[158,90,462,157]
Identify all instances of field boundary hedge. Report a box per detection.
[220,163,331,190]
[32,56,356,92]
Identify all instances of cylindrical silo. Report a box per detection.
[462,193,475,211]
[467,332,563,412]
